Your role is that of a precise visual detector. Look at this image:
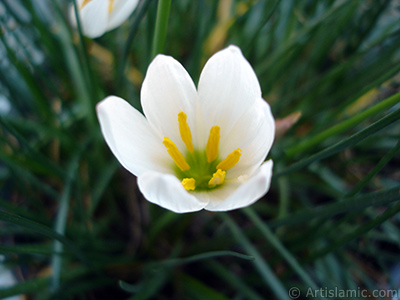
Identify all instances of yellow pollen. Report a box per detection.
[206,126,220,163]
[182,178,196,191]
[80,0,92,10]
[178,111,194,153]
[217,149,242,170]
[208,169,226,188]
[108,0,115,13]
[163,137,190,171]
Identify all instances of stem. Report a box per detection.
[151,0,172,59]
[71,0,98,127]
[117,0,154,89]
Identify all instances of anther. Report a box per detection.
[178,111,194,153]
[182,178,196,190]
[206,126,220,162]
[163,137,190,171]
[208,169,226,188]
[80,0,92,10]
[108,0,115,13]
[216,149,242,170]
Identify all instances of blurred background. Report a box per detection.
[0,0,400,299]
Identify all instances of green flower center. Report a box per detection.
[163,111,242,191]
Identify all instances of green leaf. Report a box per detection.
[310,203,400,260]
[244,207,320,292]
[0,244,55,256]
[269,185,400,228]
[151,0,172,59]
[346,138,400,197]
[0,210,88,264]
[0,266,88,299]
[207,262,265,300]
[51,146,83,290]
[0,275,49,299]
[277,108,400,177]
[154,250,254,267]
[286,92,400,158]
[221,214,291,300]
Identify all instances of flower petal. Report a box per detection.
[96,96,171,176]
[77,0,109,38]
[138,171,208,213]
[220,97,275,178]
[203,160,273,212]
[107,0,139,31]
[198,45,262,142]
[141,55,203,152]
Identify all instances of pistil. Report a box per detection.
[164,112,242,191]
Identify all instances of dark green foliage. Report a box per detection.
[0,0,399,299]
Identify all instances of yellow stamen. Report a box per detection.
[206,126,220,163]
[208,169,226,188]
[178,111,194,153]
[216,149,242,170]
[182,178,196,191]
[163,137,190,171]
[108,0,115,13]
[80,0,92,10]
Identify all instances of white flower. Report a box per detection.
[97,45,275,213]
[71,0,139,38]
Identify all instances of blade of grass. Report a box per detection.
[0,244,56,256]
[0,117,65,178]
[51,150,82,290]
[277,108,400,177]
[244,0,282,53]
[309,203,400,261]
[0,210,88,264]
[243,207,320,291]
[0,198,50,224]
[127,243,181,300]
[0,150,59,198]
[206,262,265,300]
[89,160,119,218]
[71,0,99,117]
[0,27,53,121]
[155,250,254,267]
[117,0,154,90]
[0,276,50,299]
[286,92,400,158]
[269,185,400,228]
[256,0,352,76]
[220,214,291,300]
[151,0,171,58]
[0,266,88,299]
[278,171,290,218]
[346,138,400,197]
